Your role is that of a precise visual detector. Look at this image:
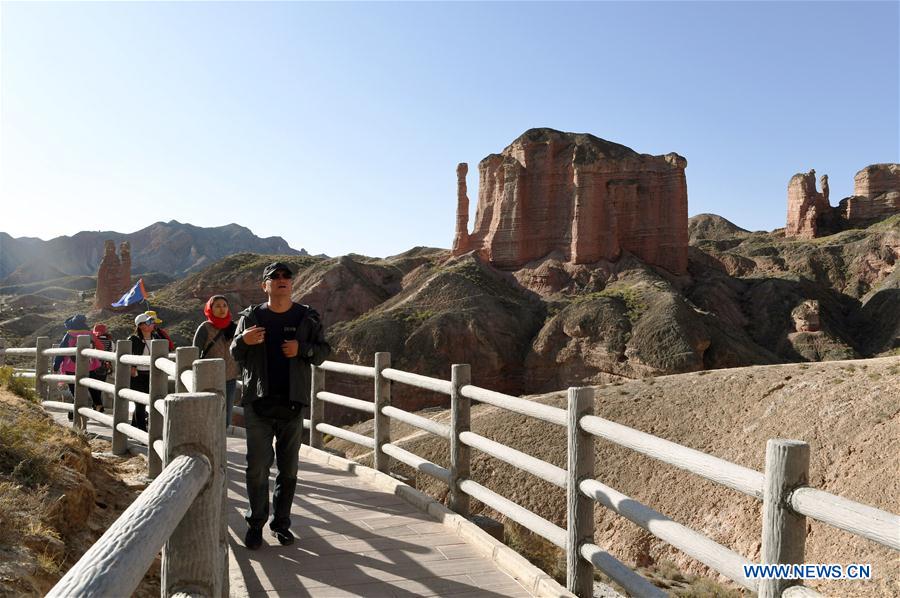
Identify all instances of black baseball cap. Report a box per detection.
[262,262,294,280]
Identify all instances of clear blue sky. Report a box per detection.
[2,1,897,258]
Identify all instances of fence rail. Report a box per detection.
[308,355,900,598]
[2,338,897,598]
[1,336,228,597]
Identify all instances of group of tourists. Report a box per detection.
[53,261,331,551]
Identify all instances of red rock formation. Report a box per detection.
[854,164,900,199]
[843,191,900,222]
[842,164,900,222]
[787,164,899,238]
[786,169,829,238]
[93,241,132,309]
[452,163,470,254]
[452,129,689,274]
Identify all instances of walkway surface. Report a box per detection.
[60,410,536,597]
[225,436,534,597]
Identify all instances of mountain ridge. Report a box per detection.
[0,221,307,282]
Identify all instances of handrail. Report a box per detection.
[42,347,76,357]
[154,357,177,378]
[317,391,375,414]
[579,544,667,598]
[318,359,376,378]
[460,384,567,426]
[459,430,566,488]
[580,414,765,499]
[3,335,896,598]
[5,336,229,596]
[307,356,899,598]
[381,405,451,439]
[2,347,37,356]
[790,487,900,550]
[579,478,755,591]
[82,348,116,361]
[381,443,451,484]
[315,422,375,449]
[180,369,194,392]
[77,406,114,428]
[47,453,210,597]
[120,354,151,367]
[79,377,115,395]
[119,388,150,406]
[382,367,452,395]
[117,422,150,445]
[458,478,567,548]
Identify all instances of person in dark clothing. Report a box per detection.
[230,262,331,550]
[127,313,161,431]
[53,314,106,416]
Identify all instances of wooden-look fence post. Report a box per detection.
[567,387,595,598]
[161,387,226,597]
[374,352,392,473]
[35,336,50,400]
[449,363,471,517]
[49,343,61,402]
[111,340,131,455]
[175,346,198,393]
[760,439,810,597]
[0,338,6,366]
[148,339,169,478]
[189,357,228,598]
[309,365,324,449]
[73,334,92,431]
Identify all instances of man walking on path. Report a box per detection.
[231,261,331,549]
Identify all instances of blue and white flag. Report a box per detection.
[111,279,147,307]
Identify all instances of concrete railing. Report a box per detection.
[1,337,228,597]
[4,336,897,597]
[311,353,900,598]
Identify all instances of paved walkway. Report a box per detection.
[52,410,538,596]
[224,437,534,597]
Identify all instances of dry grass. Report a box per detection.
[0,370,89,594]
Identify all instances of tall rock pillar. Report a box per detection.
[93,241,132,309]
[452,163,471,254]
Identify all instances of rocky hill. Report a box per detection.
[4,211,896,425]
[0,221,306,283]
[328,356,900,597]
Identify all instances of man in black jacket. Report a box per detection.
[230,262,331,550]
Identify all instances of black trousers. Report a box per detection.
[130,371,150,431]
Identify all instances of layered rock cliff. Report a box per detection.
[786,164,900,238]
[452,128,689,274]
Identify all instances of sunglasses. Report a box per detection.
[267,272,292,280]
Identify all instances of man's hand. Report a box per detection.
[131,366,137,377]
[281,339,298,358]
[242,325,266,345]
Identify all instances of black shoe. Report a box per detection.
[271,527,294,546]
[244,527,263,550]
[68,412,74,421]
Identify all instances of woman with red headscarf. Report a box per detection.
[192,295,238,428]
